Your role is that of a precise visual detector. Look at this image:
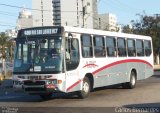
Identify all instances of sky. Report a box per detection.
[0,0,160,32]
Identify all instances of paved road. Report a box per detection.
[0,71,160,113]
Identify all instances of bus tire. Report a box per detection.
[77,77,91,99]
[122,71,136,89]
[39,93,52,100]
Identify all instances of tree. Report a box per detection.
[0,33,13,60]
[122,25,133,33]
[123,14,160,64]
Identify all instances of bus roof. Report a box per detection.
[63,26,152,40]
[17,26,151,40]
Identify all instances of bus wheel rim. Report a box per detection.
[131,75,136,85]
[83,82,89,93]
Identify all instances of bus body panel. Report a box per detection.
[75,57,153,90]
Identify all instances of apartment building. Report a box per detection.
[98,13,117,31]
[32,0,98,29]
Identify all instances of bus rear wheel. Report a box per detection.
[122,71,136,89]
[77,77,91,99]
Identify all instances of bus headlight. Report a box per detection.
[46,79,57,85]
[46,79,62,85]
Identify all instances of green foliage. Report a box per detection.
[0,33,13,59]
[123,14,160,54]
[122,25,133,33]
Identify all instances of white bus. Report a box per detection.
[12,26,153,99]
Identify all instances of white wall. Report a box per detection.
[32,0,97,28]
[60,0,78,27]
[98,13,117,31]
[32,0,53,27]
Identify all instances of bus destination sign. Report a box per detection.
[23,28,60,36]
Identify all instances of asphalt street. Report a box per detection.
[0,71,160,113]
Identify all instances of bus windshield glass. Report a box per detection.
[13,36,63,74]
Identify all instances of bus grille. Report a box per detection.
[24,81,45,86]
[25,87,46,92]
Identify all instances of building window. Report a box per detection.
[81,35,93,58]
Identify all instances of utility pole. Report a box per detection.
[41,0,44,26]
[77,0,79,27]
[81,0,90,28]
[81,0,85,27]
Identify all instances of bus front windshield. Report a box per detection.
[13,36,63,74]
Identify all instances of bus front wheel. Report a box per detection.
[122,71,136,89]
[77,77,91,99]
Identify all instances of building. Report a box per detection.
[98,13,117,31]
[32,0,98,29]
[16,8,33,30]
[5,29,17,38]
[6,8,33,38]
[32,0,53,27]
[5,8,33,39]
[52,0,98,28]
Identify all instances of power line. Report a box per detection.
[0,20,15,25]
[111,0,137,13]
[0,10,17,16]
[0,2,81,13]
[0,12,17,17]
[0,3,50,12]
[0,1,117,31]
[0,24,15,27]
[99,0,136,14]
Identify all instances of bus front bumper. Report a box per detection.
[13,80,60,94]
[23,84,58,94]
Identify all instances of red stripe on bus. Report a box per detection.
[67,79,82,92]
[83,64,98,68]
[92,59,153,75]
[67,59,153,91]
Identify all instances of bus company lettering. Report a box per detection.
[24,28,58,36]
[83,61,98,68]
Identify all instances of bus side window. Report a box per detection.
[127,39,136,57]
[117,38,127,57]
[94,36,106,57]
[106,36,117,57]
[136,39,144,56]
[71,39,79,62]
[81,35,93,58]
[144,40,152,56]
[66,38,80,71]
